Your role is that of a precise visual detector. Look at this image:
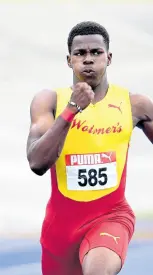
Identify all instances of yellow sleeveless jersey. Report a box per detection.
[54,84,133,202]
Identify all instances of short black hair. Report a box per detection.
[67,21,110,53]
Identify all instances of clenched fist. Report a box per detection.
[68,83,94,113]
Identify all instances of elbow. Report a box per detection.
[27,150,47,176]
[28,158,48,176]
[27,150,57,176]
[29,162,47,176]
[31,165,46,176]
[29,158,57,175]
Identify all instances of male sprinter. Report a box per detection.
[27,21,153,275]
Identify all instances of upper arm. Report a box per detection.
[27,89,56,152]
[132,94,153,142]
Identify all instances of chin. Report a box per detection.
[85,79,99,89]
[76,74,99,88]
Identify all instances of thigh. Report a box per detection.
[41,245,83,275]
[82,247,121,275]
[79,221,133,272]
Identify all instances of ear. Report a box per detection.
[67,55,72,68]
[107,52,112,66]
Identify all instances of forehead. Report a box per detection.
[71,34,106,51]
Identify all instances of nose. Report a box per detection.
[83,53,94,65]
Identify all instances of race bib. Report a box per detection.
[65,152,117,191]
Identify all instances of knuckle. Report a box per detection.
[82,82,88,88]
[85,84,90,90]
[75,83,81,90]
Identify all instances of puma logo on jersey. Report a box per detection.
[100,232,120,244]
[108,102,122,113]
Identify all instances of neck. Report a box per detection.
[92,74,109,104]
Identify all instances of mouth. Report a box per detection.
[82,69,95,76]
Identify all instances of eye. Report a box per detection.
[92,50,104,56]
[74,52,81,56]
[94,51,101,55]
[74,50,85,56]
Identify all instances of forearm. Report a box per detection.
[28,112,74,175]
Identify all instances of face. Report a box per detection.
[67,34,112,88]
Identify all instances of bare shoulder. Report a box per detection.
[27,89,57,148]
[30,89,57,119]
[31,89,57,110]
[130,92,152,106]
[129,92,153,125]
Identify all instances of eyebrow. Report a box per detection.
[73,48,104,52]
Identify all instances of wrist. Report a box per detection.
[67,103,79,115]
[68,101,82,113]
[60,107,76,123]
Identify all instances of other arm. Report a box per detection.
[131,94,153,143]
